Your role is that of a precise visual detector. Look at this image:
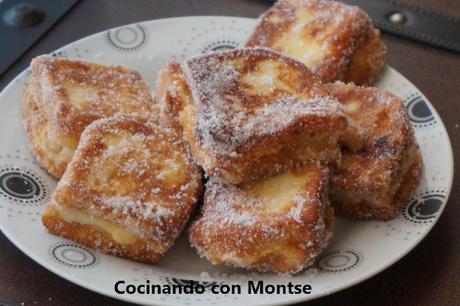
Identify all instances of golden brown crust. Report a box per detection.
[160,48,356,184]
[330,151,422,220]
[325,83,422,220]
[42,202,164,263]
[42,115,203,263]
[155,61,183,116]
[244,0,387,86]
[22,82,74,177]
[22,55,155,178]
[189,162,333,275]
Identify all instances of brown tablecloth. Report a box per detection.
[0,0,459,305]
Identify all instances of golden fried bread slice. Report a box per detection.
[245,0,387,86]
[161,48,362,184]
[154,61,185,119]
[42,115,203,263]
[325,83,422,220]
[22,82,75,176]
[189,161,333,275]
[23,55,155,178]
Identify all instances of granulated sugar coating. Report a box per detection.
[22,55,156,178]
[42,114,203,263]
[189,161,334,275]
[17,0,425,282]
[177,47,354,183]
[245,0,387,86]
[325,83,423,220]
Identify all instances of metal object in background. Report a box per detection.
[342,0,460,54]
[0,0,80,77]
[3,3,45,27]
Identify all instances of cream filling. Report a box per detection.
[242,170,309,212]
[274,9,326,67]
[63,81,98,107]
[57,205,139,244]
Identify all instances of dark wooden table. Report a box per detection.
[0,0,459,305]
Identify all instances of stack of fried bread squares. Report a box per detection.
[22,0,422,274]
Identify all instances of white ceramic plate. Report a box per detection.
[0,17,453,306]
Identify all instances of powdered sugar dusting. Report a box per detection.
[52,115,203,251]
[244,0,387,85]
[181,48,345,157]
[98,194,175,222]
[189,162,332,275]
[31,55,155,139]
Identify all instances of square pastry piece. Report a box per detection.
[189,161,333,275]
[325,83,422,220]
[42,115,203,263]
[22,55,155,178]
[244,0,387,86]
[158,48,358,184]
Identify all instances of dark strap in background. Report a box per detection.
[265,0,460,55]
[0,0,80,77]
[342,0,460,54]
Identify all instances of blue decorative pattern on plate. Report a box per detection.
[0,17,453,306]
